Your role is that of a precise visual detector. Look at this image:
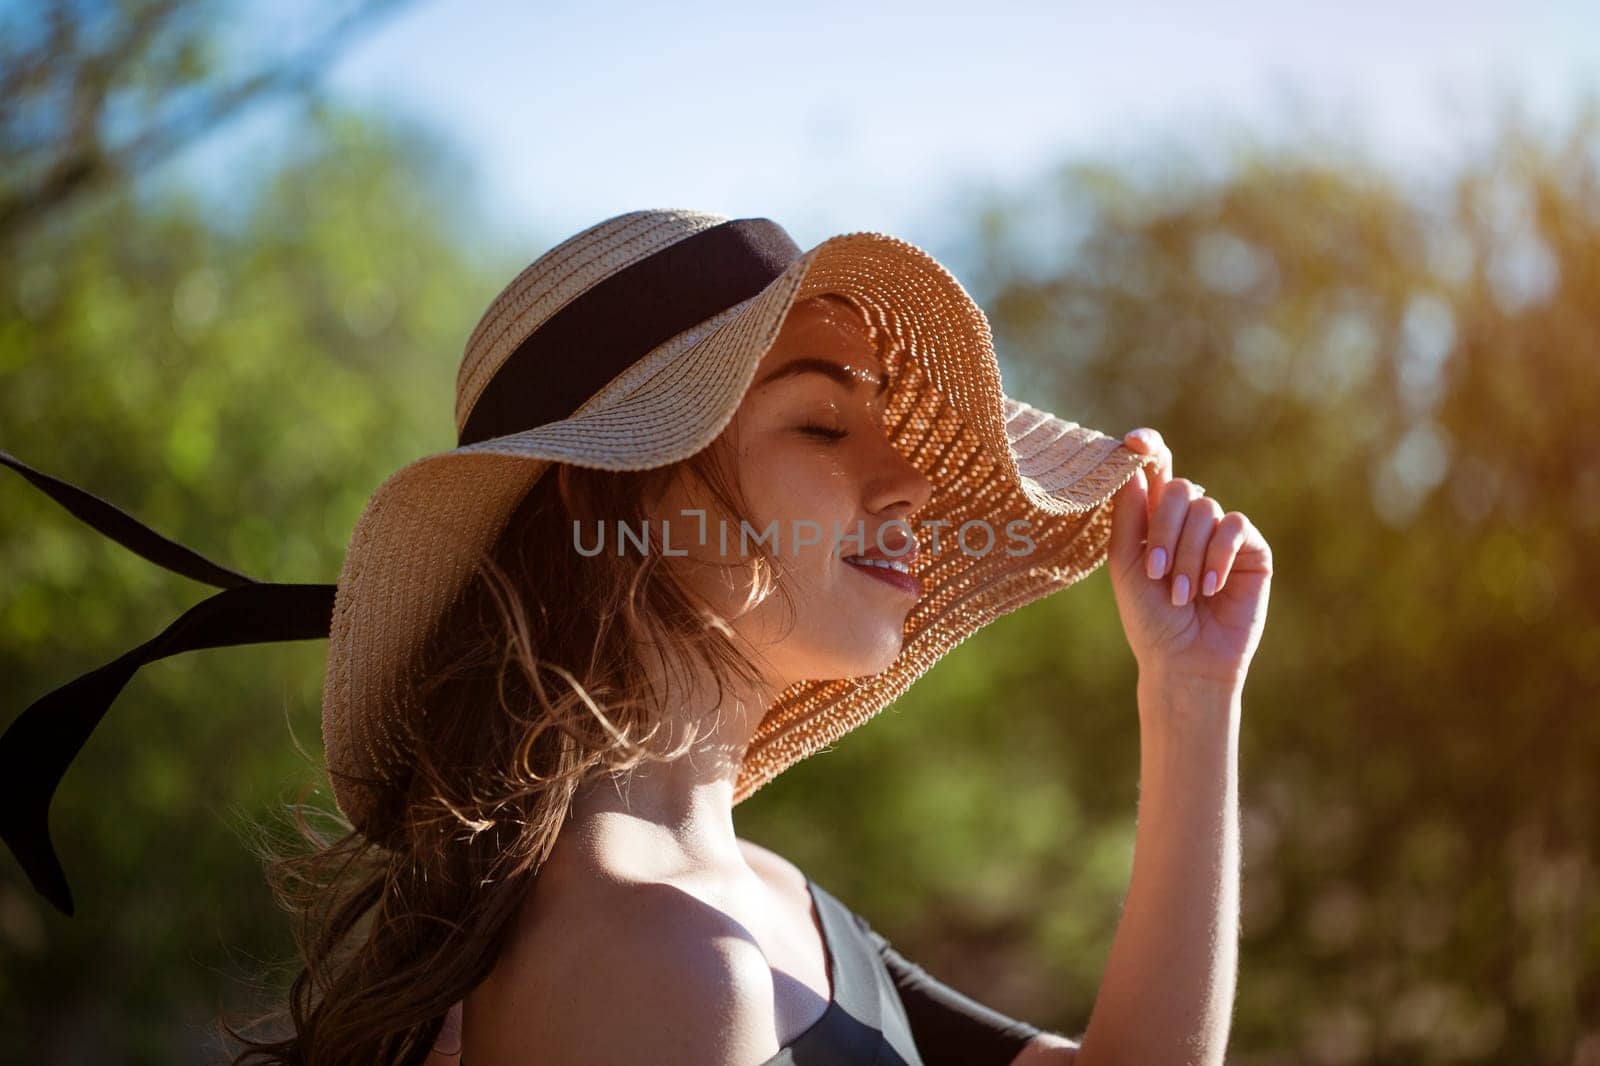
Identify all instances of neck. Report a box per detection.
[551,643,784,885]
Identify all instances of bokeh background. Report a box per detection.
[2,1,1598,1062]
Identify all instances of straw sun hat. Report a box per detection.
[1,208,1156,916]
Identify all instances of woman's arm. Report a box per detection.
[1069,425,1263,1065]
[1072,676,1241,1066]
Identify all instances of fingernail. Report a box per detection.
[1172,573,1190,606]
[1147,546,1167,579]
[1202,570,1218,597]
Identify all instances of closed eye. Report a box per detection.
[799,420,849,441]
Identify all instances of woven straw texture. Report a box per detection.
[320,209,1156,837]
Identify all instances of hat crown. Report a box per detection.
[455,209,734,437]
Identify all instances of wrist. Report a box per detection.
[1137,665,1245,699]
[1136,670,1242,735]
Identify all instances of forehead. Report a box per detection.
[757,296,884,376]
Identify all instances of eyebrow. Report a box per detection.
[755,357,890,398]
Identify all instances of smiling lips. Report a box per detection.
[842,552,923,597]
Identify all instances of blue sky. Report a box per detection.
[169,0,1599,256]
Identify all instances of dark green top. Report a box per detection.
[759,877,1043,1065]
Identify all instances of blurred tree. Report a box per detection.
[1,17,1596,1059]
[0,0,415,249]
[746,99,1600,1065]
[0,99,522,1062]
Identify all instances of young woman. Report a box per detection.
[1,209,1270,1064]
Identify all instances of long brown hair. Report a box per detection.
[217,294,878,1064]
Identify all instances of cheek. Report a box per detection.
[738,440,851,525]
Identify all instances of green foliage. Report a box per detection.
[3,80,1598,1064]
[751,101,1600,1063]
[0,104,521,1061]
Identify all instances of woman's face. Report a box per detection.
[650,296,933,690]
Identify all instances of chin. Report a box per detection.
[820,631,906,678]
[783,594,912,677]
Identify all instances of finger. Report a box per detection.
[1201,512,1251,596]
[1144,476,1203,582]
[1125,428,1174,521]
[1229,514,1274,576]
[1171,495,1224,606]
[1124,428,1158,454]
[1108,462,1151,579]
[1121,432,1165,497]
[1124,429,1172,483]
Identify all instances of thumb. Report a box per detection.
[1106,461,1150,580]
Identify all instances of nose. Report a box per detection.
[865,433,933,524]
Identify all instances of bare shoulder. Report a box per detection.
[736,837,807,895]
[467,877,781,1066]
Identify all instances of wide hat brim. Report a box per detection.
[321,228,1156,838]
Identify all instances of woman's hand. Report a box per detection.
[1106,427,1272,694]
